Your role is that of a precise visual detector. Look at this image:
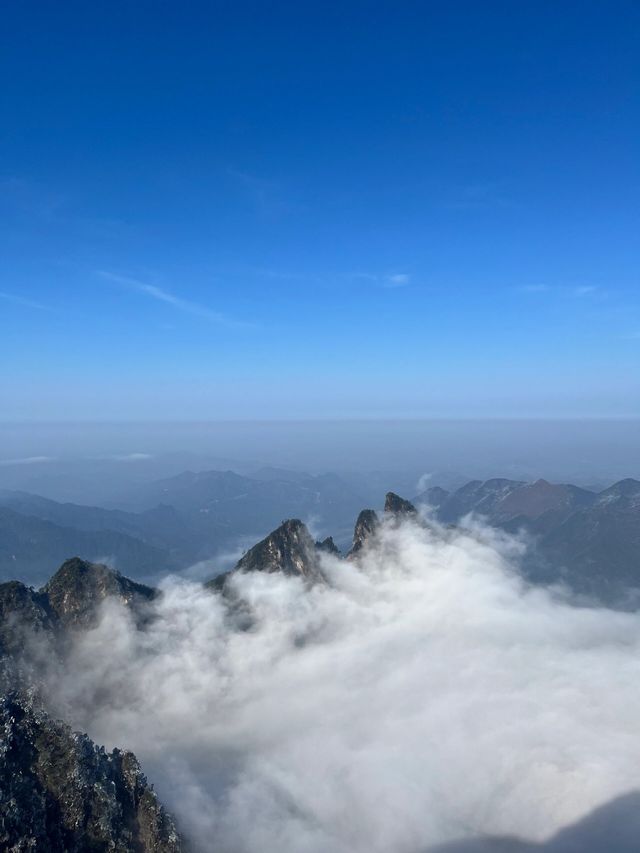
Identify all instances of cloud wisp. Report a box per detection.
[44,516,640,853]
[96,271,251,329]
[0,290,52,311]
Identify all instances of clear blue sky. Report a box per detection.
[1,1,639,419]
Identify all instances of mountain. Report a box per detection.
[117,468,366,547]
[208,518,324,591]
[0,506,175,586]
[348,508,379,557]
[384,491,418,517]
[0,558,155,654]
[0,693,181,852]
[0,557,180,851]
[42,557,156,630]
[0,490,193,552]
[417,478,640,601]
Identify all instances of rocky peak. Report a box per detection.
[384,492,418,517]
[315,536,341,556]
[41,557,156,630]
[233,519,321,580]
[348,509,379,557]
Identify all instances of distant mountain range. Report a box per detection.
[0,467,369,584]
[417,477,640,601]
[1,470,639,602]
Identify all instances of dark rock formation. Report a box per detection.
[347,509,379,558]
[384,492,418,517]
[207,519,323,592]
[237,519,319,578]
[42,558,156,630]
[0,582,57,659]
[315,536,341,556]
[0,693,181,852]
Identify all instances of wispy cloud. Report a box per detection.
[96,271,251,329]
[346,271,412,289]
[572,285,599,297]
[0,290,51,311]
[384,273,411,288]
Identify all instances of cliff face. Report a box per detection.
[0,693,181,853]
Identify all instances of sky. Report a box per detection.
[1,1,639,420]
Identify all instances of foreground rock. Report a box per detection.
[0,693,181,852]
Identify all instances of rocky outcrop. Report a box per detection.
[207,519,323,592]
[384,492,418,518]
[233,519,320,578]
[42,558,156,630]
[0,693,181,852]
[315,536,340,556]
[347,509,379,558]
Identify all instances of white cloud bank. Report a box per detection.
[46,517,640,853]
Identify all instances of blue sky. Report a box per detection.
[1,1,639,419]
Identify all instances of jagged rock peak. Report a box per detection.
[384,492,418,517]
[0,692,181,852]
[348,509,379,557]
[315,536,341,556]
[41,557,156,630]
[234,519,321,579]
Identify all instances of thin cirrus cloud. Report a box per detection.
[384,273,411,288]
[96,271,251,329]
[0,290,52,311]
[348,271,411,288]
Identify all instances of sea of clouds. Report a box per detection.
[44,515,640,852]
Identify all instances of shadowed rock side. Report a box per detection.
[0,693,181,853]
[347,509,379,558]
[0,582,57,659]
[384,491,418,517]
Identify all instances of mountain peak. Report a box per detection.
[41,557,156,629]
[384,492,417,517]
[233,519,321,580]
[347,509,379,558]
[316,536,341,556]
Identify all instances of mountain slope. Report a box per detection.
[0,507,175,585]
